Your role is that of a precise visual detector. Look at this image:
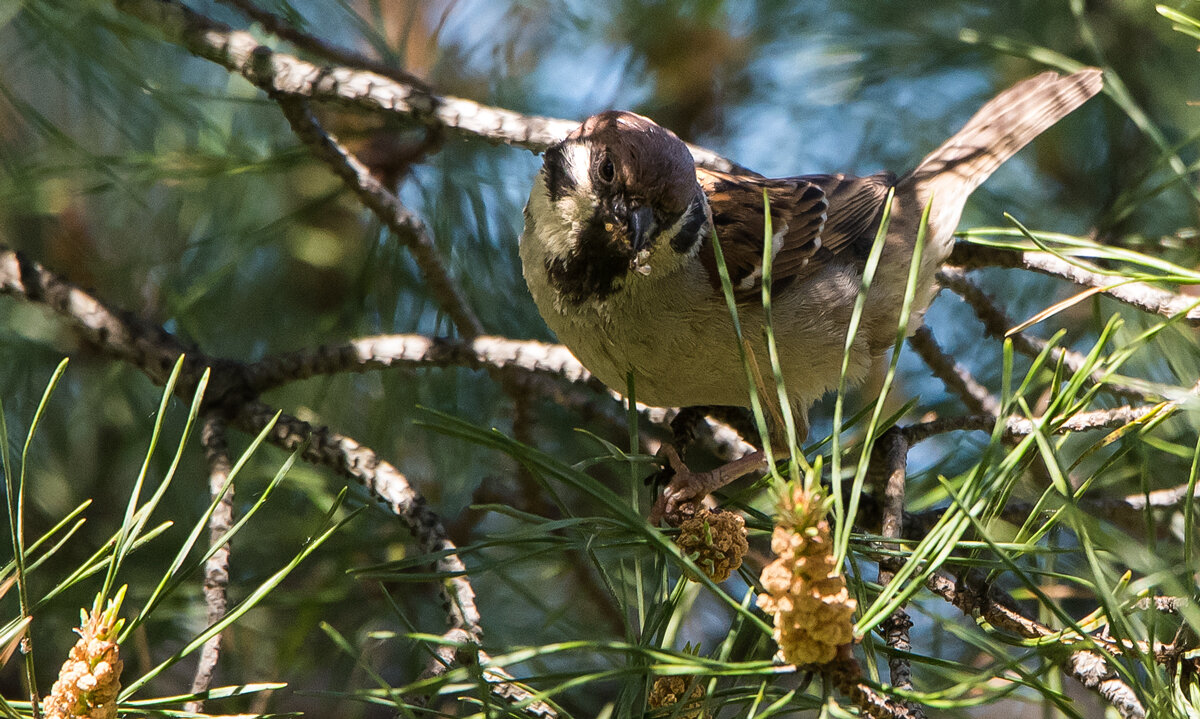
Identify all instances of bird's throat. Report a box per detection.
[544,211,636,305]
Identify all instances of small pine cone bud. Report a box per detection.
[45,589,126,719]
[647,675,706,719]
[674,508,748,583]
[757,487,856,666]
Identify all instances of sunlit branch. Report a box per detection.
[948,242,1200,325]
[114,0,745,172]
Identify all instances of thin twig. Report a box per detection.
[949,242,1200,325]
[1065,652,1147,719]
[275,96,483,338]
[113,0,745,172]
[417,628,559,718]
[869,429,923,717]
[217,0,431,89]
[901,404,1166,445]
[897,487,1200,540]
[907,326,1000,416]
[0,245,486,641]
[1120,481,1200,510]
[1132,596,1190,613]
[921,569,1146,719]
[826,656,926,719]
[185,416,235,713]
[936,268,1151,403]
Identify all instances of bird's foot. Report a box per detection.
[649,446,768,526]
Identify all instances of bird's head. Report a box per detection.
[523,111,708,304]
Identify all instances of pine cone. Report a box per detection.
[648,675,706,718]
[675,508,748,583]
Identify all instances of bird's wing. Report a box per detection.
[697,168,895,302]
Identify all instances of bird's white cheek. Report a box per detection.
[560,142,594,201]
[555,142,598,245]
[526,169,598,260]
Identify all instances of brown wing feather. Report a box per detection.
[696,168,896,302]
[804,172,895,261]
[698,168,827,300]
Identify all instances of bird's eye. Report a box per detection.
[598,156,616,183]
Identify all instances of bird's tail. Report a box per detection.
[909,68,1103,200]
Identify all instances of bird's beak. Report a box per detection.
[627,204,655,252]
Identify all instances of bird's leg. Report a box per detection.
[668,406,709,447]
[645,406,712,490]
[649,445,768,526]
[648,405,806,525]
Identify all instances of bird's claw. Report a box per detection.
[649,448,770,527]
[649,445,708,526]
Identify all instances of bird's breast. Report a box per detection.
[520,221,876,413]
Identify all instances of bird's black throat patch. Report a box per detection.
[545,212,633,304]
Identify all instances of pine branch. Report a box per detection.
[948,242,1200,325]
[184,416,235,714]
[112,0,746,172]
[0,245,484,642]
[936,267,1152,403]
[274,96,483,337]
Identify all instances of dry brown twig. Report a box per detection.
[184,416,235,714]
[907,325,1000,416]
[869,429,925,719]
[274,96,483,338]
[936,267,1152,403]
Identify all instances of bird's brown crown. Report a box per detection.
[565,111,699,218]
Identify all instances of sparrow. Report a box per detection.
[519,69,1103,524]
